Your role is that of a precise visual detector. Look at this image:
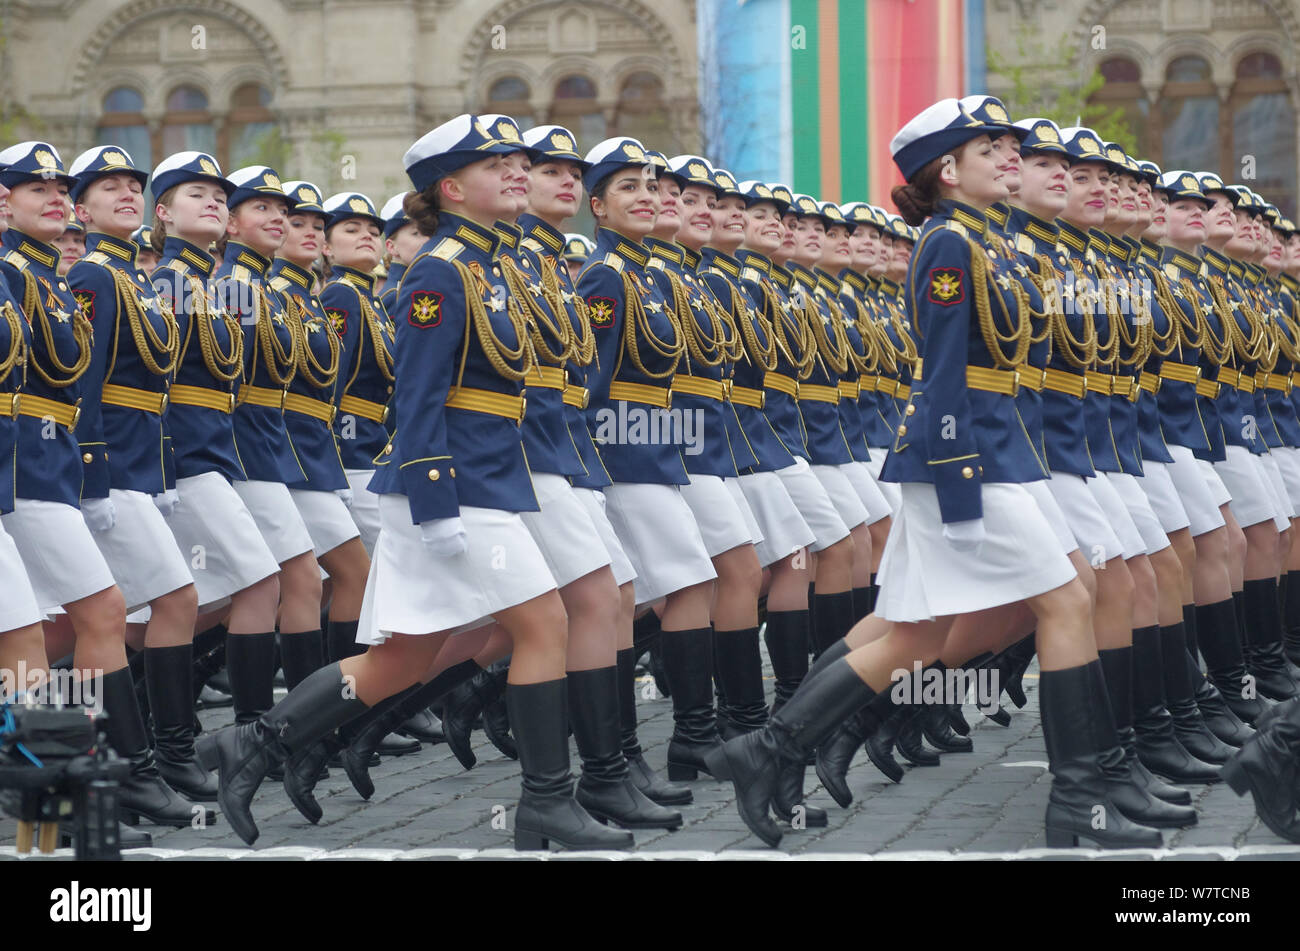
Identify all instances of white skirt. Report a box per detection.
[1135,462,1192,535]
[357,496,557,645]
[571,487,637,587]
[345,469,382,556]
[2,499,118,613]
[1085,474,1146,560]
[1023,479,1078,555]
[1105,472,1172,554]
[289,488,361,557]
[810,464,869,531]
[866,447,901,512]
[232,479,315,563]
[1258,452,1296,527]
[679,473,755,557]
[519,473,613,588]
[726,477,765,549]
[1165,446,1226,536]
[1197,458,1234,508]
[91,489,194,613]
[1046,471,1124,565]
[1270,446,1300,513]
[738,471,816,568]
[776,457,850,551]
[841,460,894,525]
[1214,445,1284,530]
[875,482,1077,623]
[602,482,717,605]
[0,517,42,631]
[164,472,281,611]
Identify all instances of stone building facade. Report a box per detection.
[0,0,699,204]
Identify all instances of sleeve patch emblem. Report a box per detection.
[409,290,443,328]
[73,290,95,322]
[587,295,617,328]
[325,307,348,337]
[927,267,965,306]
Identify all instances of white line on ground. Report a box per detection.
[5,844,1299,861]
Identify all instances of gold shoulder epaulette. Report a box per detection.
[647,257,664,270]
[520,237,544,254]
[268,275,291,293]
[601,253,624,273]
[944,220,969,238]
[431,237,464,262]
[3,251,28,271]
[82,250,112,266]
[741,267,763,282]
[167,258,191,278]
[1014,233,1035,256]
[231,264,252,284]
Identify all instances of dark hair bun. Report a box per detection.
[403,187,439,236]
[891,183,930,227]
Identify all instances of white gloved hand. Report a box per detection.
[153,488,180,517]
[941,517,985,553]
[335,487,354,509]
[82,497,116,533]
[419,517,468,557]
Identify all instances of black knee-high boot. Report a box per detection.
[713,626,768,740]
[1098,646,1192,807]
[325,619,365,665]
[509,678,634,851]
[1196,598,1268,723]
[216,663,367,845]
[225,631,277,724]
[1087,658,1197,828]
[146,644,219,802]
[919,661,974,753]
[1161,622,1235,764]
[1185,602,1254,747]
[769,640,850,827]
[279,630,324,692]
[763,610,809,716]
[1131,625,1221,784]
[568,665,682,830]
[708,658,886,847]
[1040,662,1163,848]
[1283,571,1300,666]
[1241,577,1299,700]
[851,584,876,624]
[659,627,724,780]
[810,590,854,659]
[101,667,215,828]
[616,646,692,805]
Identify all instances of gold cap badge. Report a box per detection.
[1037,124,1059,143]
[199,157,219,176]
[985,101,1008,122]
[756,184,772,198]
[1180,174,1197,189]
[298,186,317,203]
[349,197,369,213]
[1079,136,1100,155]
[497,122,521,142]
[688,161,708,179]
[622,142,646,161]
[101,150,127,167]
[263,172,282,190]
[550,132,573,152]
[716,173,735,189]
[34,149,56,169]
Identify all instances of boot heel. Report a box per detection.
[667,762,698,781]
[514,829,548,851]
[1220,756,1249,797]
[1044,826,1079,848]
[120,811,140,827]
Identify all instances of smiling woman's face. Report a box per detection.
[1060,162,1110,229]
[591,166,658,238]
[77,172,144,239]
[227,195,289,257]
[1016,151,1070,220]
[8,178,72,243]
[159,180,229,245]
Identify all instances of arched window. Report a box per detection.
[162,85,216,157]
[1231,52,1296,217]
[613,71,672,150]
[486,76,534,129]
[1089,57,1150,158]
[550,74,604,144]
[96,87,152,170]
[1159,55,1220,173]
[225,83,276,169]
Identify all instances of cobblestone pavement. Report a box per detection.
[3,660,1299,861]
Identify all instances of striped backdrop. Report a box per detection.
[700,0,978,206]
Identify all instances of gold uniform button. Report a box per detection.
[82,452,93,463]
[449,467,456,477]
[896,424,907,437]
[905,404,915,416]
[382,444,393,455]
[961,466,974,479]
[428,469,440,481]
[386,385,394,394]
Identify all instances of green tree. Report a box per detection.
[987,26,1135,152]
